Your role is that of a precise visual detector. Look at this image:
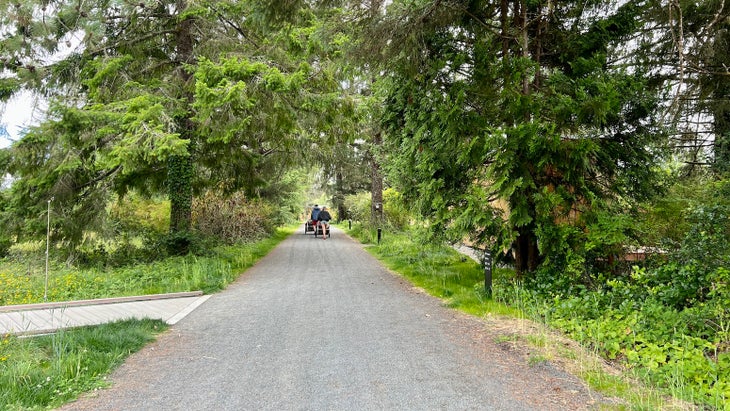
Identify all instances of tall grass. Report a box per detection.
[0,227,294,305]
[0,319,168,410]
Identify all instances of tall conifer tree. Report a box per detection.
[0,1,339,247]
[365,0,666,278]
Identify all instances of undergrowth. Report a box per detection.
[0,319,168,410]
[0,227,293,305]
[347,223,719,410]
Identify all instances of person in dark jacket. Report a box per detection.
[317,206,332,239]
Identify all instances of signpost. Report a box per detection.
[483,250,493,297]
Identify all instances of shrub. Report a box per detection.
[343,188,413,230]
[382,188,411,230]
[343,192,371,224]
[107,195,170,240]
[192,190,276,244]
[65,195,172,267]
[0,236,10,259]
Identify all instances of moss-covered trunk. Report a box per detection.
[168,0,195,236]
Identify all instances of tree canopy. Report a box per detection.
[361,0,666,277]
[0,0,727,275]
[0,0,353,247]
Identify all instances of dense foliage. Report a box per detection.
[366,1,667,279]
[0,0,347,251]
[1,1,729,408]
[343,187,410,230]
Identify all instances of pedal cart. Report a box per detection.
[314,221,330,238]
[304,219,315,234]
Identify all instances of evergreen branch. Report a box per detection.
[86,29,177,58]
[76,165,121,191]
[208,4,261,50]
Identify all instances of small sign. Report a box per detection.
[483,251,493,297]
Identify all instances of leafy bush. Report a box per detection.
[382,188,411,229]
[544,289,729,408]
[343,191,371,224]
[0,189,14,258]
[192,190,276,244]
[158,230,215,257]
[64,196,172,267]
[107,195,170,240]
[0,233,11,258]
[626,180,730,311]
[493,175,730,408]
[343,188,412,230]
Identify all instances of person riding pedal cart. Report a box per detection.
[317,206,332,239]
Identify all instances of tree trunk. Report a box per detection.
[335,169,347,220]
[513,225,540,278]
[168,0,195,236]
[371,131,384,224]
[368,0,385,226]
[500,0,509,57]
[712,27,730,175]
[168,154,193,233]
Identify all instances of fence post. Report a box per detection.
[44,197,53,301]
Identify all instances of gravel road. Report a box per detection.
[60,227,614,410]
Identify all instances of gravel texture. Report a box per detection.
[59,227,615,410]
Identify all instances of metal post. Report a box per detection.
[44,198,52,301]
[483,250,493,297]
[348,219,352,230]
[377,228,382,244]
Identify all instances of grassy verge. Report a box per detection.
[0,319,168,410]
[348,226,518,318]
[0,227,294,410]
[0,226,294,305]
[345,223,693,410]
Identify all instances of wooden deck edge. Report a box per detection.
[0,291,204,313]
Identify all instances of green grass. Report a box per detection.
[0,226,294,305]
[347,225,519,318]
[0,319,168,410]
[345,223,694,410]
[0,227,294,410]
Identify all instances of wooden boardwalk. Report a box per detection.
[0,292,210,336]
